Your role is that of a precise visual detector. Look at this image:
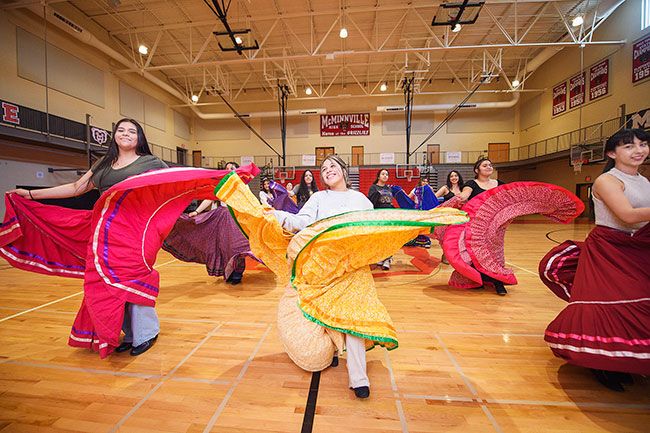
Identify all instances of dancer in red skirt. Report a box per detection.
[540,128,650,391]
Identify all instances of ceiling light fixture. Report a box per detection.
[234,36,243,44]
[380,83,388,92]
[571,16,584,27]
[339,27,348,39]
[512,79,520,88]
[138,44,148,55]
[452,23,462,32]
[191,94,199,103]
[305,87,313,95]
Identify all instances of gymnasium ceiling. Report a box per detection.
[2,0,628,111]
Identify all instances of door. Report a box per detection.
[488,143,509,163]
[575,183,594,221]
[176,147,188,165]
[426,144,440,164]
[351,146,364,166]
[192,150,202,167]
[315,146,335,166]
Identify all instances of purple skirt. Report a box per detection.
[162,207,257,280]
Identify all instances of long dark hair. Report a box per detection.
[446,170,464,190]
[297,169,318,203]
[373,169,389,185]
[92,118,152,178]
[473,157,492,179]
[261,177,273,194]
[602,128,648,173]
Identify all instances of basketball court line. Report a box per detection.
[505,261,539,276]
[109,322,224,433]
[435,333,505,433]
[384,350,409,433]
[300,371,321,433]
[0,291,83,323]
[0,259,177,323]
[202,324,272,433]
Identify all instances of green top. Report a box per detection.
[91,154,168,194]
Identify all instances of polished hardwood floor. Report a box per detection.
[0,222,648,433]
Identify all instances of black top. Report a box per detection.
[464,179,505,201]
[442,190,456,201]
[368,184,394,208]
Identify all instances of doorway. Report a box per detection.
[351,146,364,166]
[575,183,595,221]
[315,146,335,166]
[192,150,202,167]
[176,147,188,165]
[426,144,440,164]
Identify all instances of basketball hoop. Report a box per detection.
[273,166,296,183]
[573,159,587,174]
[403,169,414,182]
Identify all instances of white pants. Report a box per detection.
[346,334,369,388]
[122,303,159,346]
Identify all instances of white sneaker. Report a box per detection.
[382,258,392,271]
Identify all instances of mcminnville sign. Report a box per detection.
[320,113,370,136]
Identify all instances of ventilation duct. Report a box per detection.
[377,92,519,112]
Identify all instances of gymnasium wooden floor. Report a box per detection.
[0,222,648,433]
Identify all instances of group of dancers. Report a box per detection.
[1,117,647,398]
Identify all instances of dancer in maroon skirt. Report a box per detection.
[540,129,650,391]
[163,161,251,285]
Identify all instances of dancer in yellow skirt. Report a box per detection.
[215,156,468,399]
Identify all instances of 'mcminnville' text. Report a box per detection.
[321,114,370,129]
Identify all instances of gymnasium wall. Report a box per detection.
[0,10,193,158]
[193,94,519,162]
[518,0,650,145]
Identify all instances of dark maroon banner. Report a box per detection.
[320,113,370,136]
[589,59,609,101]
[569,72,585,109]
[552,82,567,116]
[633,34,650,83]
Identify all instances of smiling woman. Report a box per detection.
[7,118,168,356]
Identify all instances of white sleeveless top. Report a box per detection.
[594,168,650,233]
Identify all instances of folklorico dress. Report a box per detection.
[161,179,296,280]
[214,171,469,372]
[540,168,650,374]
[432,182,585,289]
[0,164,259,358]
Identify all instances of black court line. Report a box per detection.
[301,371,321,433]
[545,229,566,244]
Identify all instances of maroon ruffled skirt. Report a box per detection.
[541,224,650,374]
[162,207,257,280]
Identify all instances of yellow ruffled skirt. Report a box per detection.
[216,172,469,371]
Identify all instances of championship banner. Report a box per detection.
[632,34,650,84]
[320,113,370,136]
[589,59,609,101]
[569,72,585,109]
[552,82,567,116]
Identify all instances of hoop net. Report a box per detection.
[395,164,420,181]
[273,167,296,183]
[572,159,587,174]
